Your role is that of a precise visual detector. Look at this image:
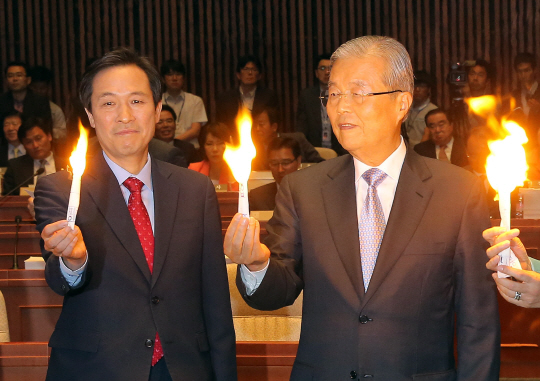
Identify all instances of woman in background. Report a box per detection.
[189,122,238,190]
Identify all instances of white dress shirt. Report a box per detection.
[7,143,25,160]
[162,91,208,147]
[33,152,56,185]
[60,151,154,285]
[241,137,407,295]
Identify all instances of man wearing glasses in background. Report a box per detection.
[215,55,279,141]
[296,53,346,155]
[225,36,499,380]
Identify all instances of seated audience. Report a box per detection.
[215,55,279,140]
[249,137,301,211]
[28,65,67,143]
[0,62,52,129]
[251,106,323,170]
[0,110,25,166]
[2,117,68,196]
[296,53,345,155]
[189,122,238,190]
[403,70,438,147]
[161,59,207,147]
[155,104,198,164]
[414,108,468,167]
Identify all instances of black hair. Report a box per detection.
[514,52,537,71]
[160,104,177,121]
[235,55,263,73]
[18,117,51,143]
[160,59,186,77]
[267,137,301,159]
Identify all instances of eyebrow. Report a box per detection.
[96,91,149,99]
[327,79,369,88]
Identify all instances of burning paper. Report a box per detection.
[468,96,528,277]
[66,123,89,228]
[223,107,256,217]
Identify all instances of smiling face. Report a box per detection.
[155,110,176,142]
[86,64,161,167]
[325,56,411,165]
[3,115,22,145]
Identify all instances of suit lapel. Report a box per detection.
[361,150,433,307]
[322,156,364,303]
[150,159,179,287]
[84,152,152,283]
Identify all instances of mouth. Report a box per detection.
[115,129,138,136]
[338,123,358,130]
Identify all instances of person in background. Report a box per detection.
[296,53,346,155]
[510,53,540,141]
[154,104,198,165]
[414,108,468,167]
[28,65,67,143]
[0,61,52,129]
[0,110,25,166]
[403,70,438,147]
[160,59,207,147]
[251,106,323,170]
[188,122,238,190]
[3,117,67,196]
[215,55,279,140]
[249,137,301,211]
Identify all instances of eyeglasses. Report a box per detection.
[241,67,259,73]
[319,89,403,108]
[318,66,331,72]
[268,159,296,169]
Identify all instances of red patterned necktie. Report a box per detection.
[123,177,164,366]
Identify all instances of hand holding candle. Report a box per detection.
[66,124,89,228]
[468,96,528,278]
[223,107,257,217]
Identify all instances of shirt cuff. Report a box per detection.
[240,260,270,296]
[59,252,88,287]
[530,257,540,273]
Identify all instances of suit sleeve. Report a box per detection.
[167,146,188,168]
[201,179,237,380]
[454,178,500,380]
[34,172,89,296]
[236,174,304,310]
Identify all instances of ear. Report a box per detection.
[236,72,242,82]
[397,91,413,117]
[85,108,96,129]
[271,122,278,133]
[154,101,163,124]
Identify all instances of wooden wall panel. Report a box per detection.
[0,0,538,131]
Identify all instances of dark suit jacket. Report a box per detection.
[413,138,469,167]
[215,86,279,139]
[510,87,540,139]
[172,138,199,164]
[34,153,237,381]
[249,181,277,211]
[2,153,68,196]
[296,85,346,155]
[237,151,499,380]
[0,143,11,167]
[0,89,52,127]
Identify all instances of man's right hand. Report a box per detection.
[224,213,270,272]
[42,220,87,270]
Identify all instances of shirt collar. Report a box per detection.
[412,98,431,111]
[103,151,153,192]
[34,151,54,166]
[438,136,454,149]
[239,86,256,98]
[354,136,406,185]
[163,91,185,103]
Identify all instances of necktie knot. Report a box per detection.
[362,168,387,188]
[123,177,144,193]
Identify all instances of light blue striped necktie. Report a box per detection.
[359,168,387,291]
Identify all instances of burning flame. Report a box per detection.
[467,96,528,196]
[223,107,256,184]
[69,122,89,177]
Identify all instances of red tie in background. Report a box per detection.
[123,177,164,366]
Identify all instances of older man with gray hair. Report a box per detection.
[225,36,499,380]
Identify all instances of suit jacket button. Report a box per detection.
[350,370,357,379]
[359,315,371,324]
[151,296,160,304]
[145,339,154,348]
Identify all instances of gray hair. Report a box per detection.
[331,36,414,94]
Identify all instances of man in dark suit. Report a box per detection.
[251,106,323,170]
[510,52,540,140]
[414,108,469,167]
[0,61,52,129]
[0,110,25,167]
[215,55,279,140]
[3,117,68,196]
[34,48,236,381]
[249,137,301,211]
[225,36,499,380]
[154,104,198,165]
[296,53,346,155]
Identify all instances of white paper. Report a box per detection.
[498,191,522,278]
[238,181,249,217]
[66,176,82,229]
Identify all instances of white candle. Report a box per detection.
[238,182,249,217]
[66,175,82,229]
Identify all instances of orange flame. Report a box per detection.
[69,122,89,177]
[223,107,256,184]
[467,96,528,195]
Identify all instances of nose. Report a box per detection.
[116,103,134,123]
[336,94,352,114]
